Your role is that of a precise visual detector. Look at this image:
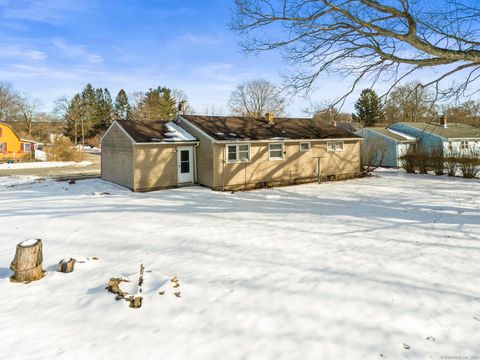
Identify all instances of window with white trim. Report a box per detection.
[269,143,284,160]
[327,141,344,152]
[226,144,250,162]
[300,142,311,152]
[23,143,32,152]
[461,141,469,150]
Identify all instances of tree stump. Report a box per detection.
[10,239,45,282]
[57,258,76,273]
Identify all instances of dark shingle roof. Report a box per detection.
[395,122,480,139]
[180,115,360,141]
[116,120,197,143]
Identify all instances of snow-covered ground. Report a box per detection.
[0,160,92,170]
[1,170,479,360]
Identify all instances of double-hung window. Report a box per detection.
[226,144,250,163]
[23,143,32,152]
[327,141,344,152]
[269,143,284,160]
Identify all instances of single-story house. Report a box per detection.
[355,127,417,167]
[101,115,362,191]
[0,122,36,161]
[389,116,480,155]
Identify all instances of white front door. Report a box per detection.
[177,147,194,184]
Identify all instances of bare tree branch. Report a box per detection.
[232,0,480,103]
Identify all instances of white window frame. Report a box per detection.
[23,143,32,152]
[300,142,311,152]
[461,141,469,150]
[269,142,285,161]
[226,143,251,163]
[327,141,344,152]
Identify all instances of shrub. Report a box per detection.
[445,150,459,177]
[458,150,480,179]
[44,137,85,162]
[429,147,445,176]
[415,150,429,174]
[400,152,416,173]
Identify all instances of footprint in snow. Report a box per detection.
[403,343,410,350]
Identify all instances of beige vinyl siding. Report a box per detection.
[134,144,178,191]
[213,140,361,190]
[176,118,215,188]
[101,123,134,189]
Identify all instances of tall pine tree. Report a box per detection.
[352,89,384,126]
[114,89,131,120]
[135,86,178,121]
[94,88,114,131]
[64,94,84,145]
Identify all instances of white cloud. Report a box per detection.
[0,0,96,24]
[52,39,104,64]
[0,46,46,60]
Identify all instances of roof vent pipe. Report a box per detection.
[440,113,448,129]
[265,112,274,125]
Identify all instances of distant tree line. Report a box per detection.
[317,82,480,128]
[55,84,191,145]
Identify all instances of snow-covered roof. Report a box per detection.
[164,121,197,142]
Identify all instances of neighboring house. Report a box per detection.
[389,117,480,154]
[355,127,417,167]
[0,122,36,161]
[101,115,362,192]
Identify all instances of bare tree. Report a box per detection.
[361,137,391,172]
[229,79,286,117]
[444,100,480,128]
[232,0,480,104]
[314,107,352,123]
[17,95,41,136]
[384,82,437,124]
[172,88,194,115]
[0,82,19,122]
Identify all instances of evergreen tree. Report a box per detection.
[135,86,178,121]
[79,84,96,141]
[94,88,114,131]
[352,89,384,126]
[114,89,131,120]
[64,94,83,145]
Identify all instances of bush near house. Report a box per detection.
[400,149,480,178]
[44,137,85,162]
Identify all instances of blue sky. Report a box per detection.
[0,0,457,116]
[0,0,361,116]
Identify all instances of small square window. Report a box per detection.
[300,142,311,151]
